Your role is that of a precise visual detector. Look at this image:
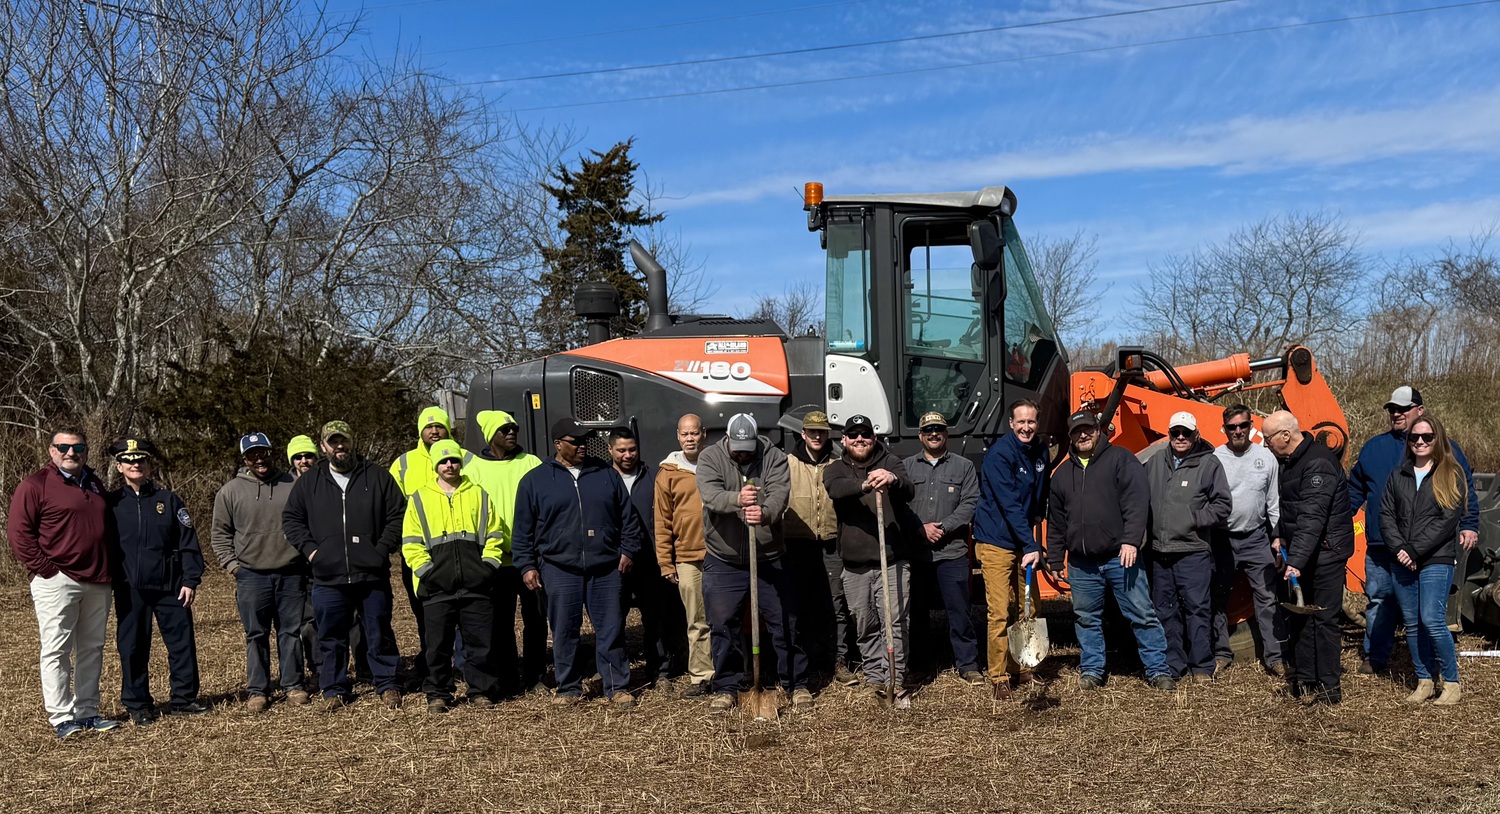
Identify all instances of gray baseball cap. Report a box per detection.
[727,413,758,452]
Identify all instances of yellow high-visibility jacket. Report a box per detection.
[401,476,507,599]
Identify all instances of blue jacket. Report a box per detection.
[1348,430,1477,548]
[108,481,206,592]
[513,456,646,574]
[974,432,1050,554]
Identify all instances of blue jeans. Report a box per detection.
[1068,555,1171,679]
[310,582,400,697]
[541,562,629,698]
[1391,562,1459,682]
[1363,548,1398,666]
[234,568,307,696]
[702,553,807,695]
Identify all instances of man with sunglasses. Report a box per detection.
[974,399,1051,699]
[8,427,119,738]
[512,418,645,706]
[388,407,455,688]
[211,432,311,712]
[1144,412,1231,683]
[1264,410,1354,704]
[1347,386,1478,675]
[783,409,858,685]
[1045,411,1175,691]
[287,435,319,478]
[904,411,981,686]
[463,409,546,696]
[825,414,918,707]
[1210,405,1286,677]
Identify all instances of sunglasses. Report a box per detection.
[53,443,87,454]
[499,426,520,435]
[1069,425,1097,436]
[291,453,317,462]
[1169,428,1196,440]
[1409,432,1436,444]
[919,426,946,435]
[843,429,873,440]
[557,437,584,447]
[1387,405,1417,415]
[1224,420,1253,432]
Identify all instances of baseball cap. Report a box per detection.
[1385,386,1423,410]
[801,410,831,431]
[918,411,948,429]
[727,413,759,452]
[551,417,592,441]
[319,421,353,444]
[239,432,273,455]
[1169,411,1198,431]
[109,437,158,463]
[1067,411,1098,432]
[428,439,464,470]
[844,414,875,433]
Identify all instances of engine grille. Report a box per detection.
[571,368,622,424]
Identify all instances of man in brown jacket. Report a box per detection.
[655,414,713,696]
[784,410,858,683]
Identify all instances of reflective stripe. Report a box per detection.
[478,492,491,545]
[412,492,434,542]
[412,490,482,549]
[401,535,425,546]
[398,453,410,487]
[463,451,475,467]
[427,531,479,548]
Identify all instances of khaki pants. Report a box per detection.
[675,561,714,685]
[31,572,112,726]
[975,544,1025,681]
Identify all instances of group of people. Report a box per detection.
[5,384,1478,737]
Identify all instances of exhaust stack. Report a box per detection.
[574,281,620,345]
[628,240,673,333]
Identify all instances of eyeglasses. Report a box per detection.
[1224,420,1253,432]
[843,429,873,440]
[919,426,946,435]
[53,443,87,454]
[291,453,316,462]
[1409,432,1436,444]
[1169,428,1195,440]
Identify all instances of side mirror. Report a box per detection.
[968,220,1002,273]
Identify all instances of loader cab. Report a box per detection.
[809,184,1069,456]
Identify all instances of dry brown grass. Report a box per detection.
[2,569,1500,814]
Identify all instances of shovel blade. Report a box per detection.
[742,687,781,721]
[1279,601,1326,615]
[1009,619,1050,668]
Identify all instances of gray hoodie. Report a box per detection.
[695,434,790,566]
[211,468,303,572]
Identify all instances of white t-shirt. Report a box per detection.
[619,470,640,493]
[331,469,351,492]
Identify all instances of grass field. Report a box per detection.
[2,569,1499,814]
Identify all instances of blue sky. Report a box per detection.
[341,0,1500,333]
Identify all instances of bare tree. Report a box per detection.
[1028,231,1104,349]
[1132,213,1365,363]
[743,281,824,336]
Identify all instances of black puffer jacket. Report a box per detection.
[1379,461,1461,567]
[1276,435,1355,571]
[823,442,916,566]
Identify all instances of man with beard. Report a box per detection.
[824,415,917,708]
[1264,410,1355,704]
[973,400,1050,700]
[211,432,311,712]
[287,435,319,478]
[782,410,858,684]
[283,421,407,710]
[286,433,339,680]
[697,413,809,713]
[1144,412,1231,683]
[1045,411,1175,691]
[389,407,454,686]
[655,414,713,696]
[513,418,645,706]
[1210,404,1286,676]
[463,409,546,696]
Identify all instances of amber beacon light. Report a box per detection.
[803,182,823,207]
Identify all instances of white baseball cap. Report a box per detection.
[1169,411,1198,432]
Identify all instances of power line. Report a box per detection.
[456,0,1244,87]
[424,0,877,55]
[502,0,1500,112]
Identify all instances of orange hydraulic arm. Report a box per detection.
[1037,345,1367,602]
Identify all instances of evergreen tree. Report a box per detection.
[537,139,664,351]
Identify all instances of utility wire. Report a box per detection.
[502,0,1500,111]
[425,0,877,55]
[457,0,1243,86]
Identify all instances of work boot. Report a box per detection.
[991,681,1013,701]
[1266,662,1288,678]
[381,690,403,710]
[550,694,582,707]
[468,695,494,709]
[791,688,815,712]
[709,693,736,713]
[680,682,710,698]
[323,695,347,712]
[427,698,450,714]
[1434,682,1463,706]
[960,670,987,686]
[1077,674,1104,691]
[1214,657,1233,676]
[833,664,860,686]
[287,689,312,706]
[1405,679,1436,704]
[1149,674,1177,691]
[1017,670,1040,686]
[246,695,270,714]
[892,689,913,710]
[610,691,636,709]
[1357,659,1384,675]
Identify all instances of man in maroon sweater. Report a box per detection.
[6,427,120,738]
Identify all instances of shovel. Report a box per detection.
[743,478,780,721]
[1280,572,1326,615]
[1008,563,1050,669]
[875,490,897,706]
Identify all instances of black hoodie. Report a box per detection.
[823,441,916,566]
[282,458,407,586]
[1045,438,1150,570]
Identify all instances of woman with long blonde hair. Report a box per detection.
[1378,414,1466,705]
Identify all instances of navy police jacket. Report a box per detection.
[108,481,206,592]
